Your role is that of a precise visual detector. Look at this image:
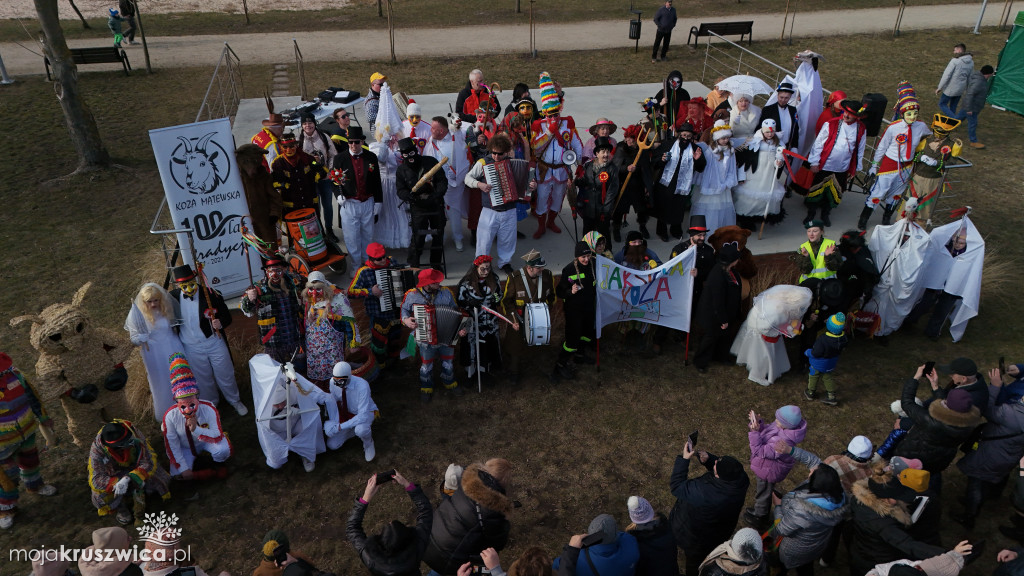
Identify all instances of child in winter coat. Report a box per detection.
[106,8,125,46]
[804,312,849,406]
[746,405,808,528]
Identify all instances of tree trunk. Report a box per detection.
[66,0,91,29]
[35,0,110,171]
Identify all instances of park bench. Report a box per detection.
[45,46,132,80]
[687,21,754,47]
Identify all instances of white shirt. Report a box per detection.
[809,121,865,173]
[177,294,206,346]
[427,130,470,188]
[777,105,793,147]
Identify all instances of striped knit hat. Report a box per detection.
[895,80,919,113]
[538,71,561,116]
[826,312,845,335]
[168,352,199,399]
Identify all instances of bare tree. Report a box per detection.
[66,0,91,29]
[35,0,110,173]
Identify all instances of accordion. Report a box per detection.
[484,159,530,207]
[375,268,417,312]
[412,304,467,346]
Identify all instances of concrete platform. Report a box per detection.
[231,81,869,287]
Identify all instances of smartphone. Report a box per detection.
[910,495,930,523]
[923,361,935,376]
[580,532,604,548]
[375,469,396,484]
[1000,356,1007,373]
[687,430,699,450]
[272,545,288,566]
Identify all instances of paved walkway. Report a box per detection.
[0,2,1004,76]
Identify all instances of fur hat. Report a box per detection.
[775,405,803,429]
[710,119,733,140]
[731,528,764,563]
[944,388,974,413]
[627,496,655,524]
[847,435,873,459]
[587,513,618,546]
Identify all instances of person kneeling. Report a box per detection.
[162,352,232,481]
[324,361,378,462]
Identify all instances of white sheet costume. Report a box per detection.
[324,374,377,457]
[918,217,984,342]
[249,354,330,470]
[161,400,232,475]
[867,218,932,336]
[426,123,472,247]
[373,83,412,248]
[731,285,812,386]
[794,53,824,157]
[690,140,740,235]
[733,128,786,220]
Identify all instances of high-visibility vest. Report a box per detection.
[798,238,837,283]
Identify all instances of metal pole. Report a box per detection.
[474,309,482,393]
[972,0,989,34]
[0,50,14,85]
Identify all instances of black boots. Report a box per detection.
[881,204,897,225]
[857,206,873,231]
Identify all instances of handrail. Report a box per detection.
[294,39,308,101]
[195,42,244,124]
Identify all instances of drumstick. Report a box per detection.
[411,156,449,192]
[480,305,516,326]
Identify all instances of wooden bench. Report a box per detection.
[687,21,754,47]
[45,46,131,80]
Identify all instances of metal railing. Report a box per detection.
[149,197,192,289]
[195,43,244,124]
[294,39,308,101]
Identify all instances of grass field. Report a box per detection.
[0,0,980,41]
[1,26,1023,576]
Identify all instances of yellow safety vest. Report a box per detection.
[798,238,837,283]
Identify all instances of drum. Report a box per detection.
[284,209,327,263]
[523,303,551,346]
[347,346,380,383]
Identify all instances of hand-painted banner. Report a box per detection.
[594,248,697,337]
[149,118,262,298]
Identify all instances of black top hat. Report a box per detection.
[592,136,614,153]
[397,137,417,154]
[688,214,708,232]
[347,126,366,142]
[777,81,795,94]
[262,255,288,269]
[172,265,196,283]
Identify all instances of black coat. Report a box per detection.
[669,453,749,555]
[333,149,383,202]
[396,156,448,215]
[556,259,597,315]
[672,241,715,305]
[346,485,433,576]
[694,262,741,330]
[423,463,512,575]
[848,477,944,576]
[892,377,982,472]
[575,161,620,221]
[759,104,800,149]
[932,376,990,418]
[629,513,680,576]
[170,286,232,339]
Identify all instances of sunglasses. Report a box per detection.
[336,113,349,120]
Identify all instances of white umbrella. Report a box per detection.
[717,75,774,97]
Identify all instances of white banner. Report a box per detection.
[594,248,697,337]
[149,118,262,298]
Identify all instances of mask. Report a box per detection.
[177,397,198,416]
[903,110,919,124]
[408,115,421,126]
[308,287,324,301]
[178,280,198,297]
[267,267,284,283]
[281,142,298,158]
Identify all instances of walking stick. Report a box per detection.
[684,331,690,366]
[185,231,222,339]
[613,125,655,214]
[474,308,482,393]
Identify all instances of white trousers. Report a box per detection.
[476,208,518,267]
[444,184,466,243]
[536,179,567,215]
[866,168,912,208]
[340,198,375,267]
[182,337,241,406]
[325,422,373,451]
[168,434,232,475]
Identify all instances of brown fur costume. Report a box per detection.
[708,226,758,298]
[10,283,134,446]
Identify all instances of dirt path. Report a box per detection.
[0,2,1002,76]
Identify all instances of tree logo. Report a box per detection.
[136,511,183,546]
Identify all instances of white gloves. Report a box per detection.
[114,476,131,495]
[373,203,382,217]
[324,422,340,438]
[132,334,149,345]
[920,155,939,167]
[868,165,878,176]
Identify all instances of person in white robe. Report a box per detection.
[866,207,932,337]
[732,284,812,386]
[425,116,471,252]
[372,82,412,249]
[690,120,740,235]
[729,92,762,139]
[733,119,787,228]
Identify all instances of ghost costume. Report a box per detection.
[916,217,984,342]
[866,218,932,336]
[733,127,787,221]
[731,285,812,386]
[249,354,329,469]
[372,83,412,248]
[690,141,740,235]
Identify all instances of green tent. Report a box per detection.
[988,11,1024,116]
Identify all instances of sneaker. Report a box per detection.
[129,40,140,45]
[455,239,464,252]
[302,457,315,473]
[822,393,838,406]
[969,142,986,149]
[231,402,249,416]
[0,515,12,529]
[364,442,376,462]
[803,388,817,401]
[34,484,57,496]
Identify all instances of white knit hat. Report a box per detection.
[407,102,422,117]
[847,435,873,459]
[627,496,655,524]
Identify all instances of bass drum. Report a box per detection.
[523,303,551,346]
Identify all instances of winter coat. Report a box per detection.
[937,53,974,97]
[396,156,448,215]
[961,69,991,115]
[575,160,620,222]
[669,454,750,555]
[628,513,680,576]
[697,540,768,576]
[552,532,640,576]
[773,486,848,569]
[932,374,989,418]
[958,384,1024,483]
[995,548,1024,576]
[653,5,678,32]
[694,263,742,331]
[346,485,433,576]
[748,419,808,483]
[423,463,513,575]
[848,477,944,576]
[892,377,982,472]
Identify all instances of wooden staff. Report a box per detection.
[613,125,655,214]
[411,156,449,192]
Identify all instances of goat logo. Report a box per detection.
[170,132,230,194]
